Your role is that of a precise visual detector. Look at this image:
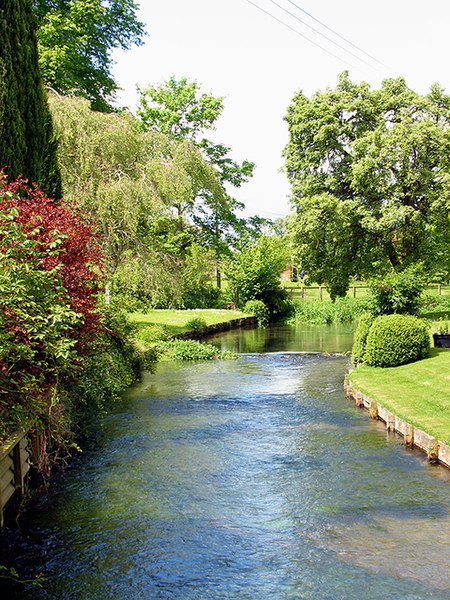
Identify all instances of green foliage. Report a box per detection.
[49,95,226,307]
[137,77,254,261]
[285,72,450,293]
[34,0,145,111]
[351,312,375,365]
[137,324,171,344]
[290,297,366,325]
[287,194,364,301]
[180,244,220,308]
[185,317,208,332]
[364,314,430,367]
[224,235,289,315]
[155,338,238,361]
[137,76,254,187]
[158,339,218,361]
[137,76,224,141]
[368,264,427,315]
[0,207,80,438]
[244,300,270,327]
[63,303,154,438]
[436,318,449,335]
[0,0,61,197]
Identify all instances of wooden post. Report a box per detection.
[386,413,395,431]
[301,287,305,300]
[405,424,414,446]
[369,400,378,420]
[428,439,439,462]
[438,284,442,296]
[319,286,323,301]
[353,286,357,298]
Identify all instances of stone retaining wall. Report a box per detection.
[173,316,257,340]
[344,375,450,469]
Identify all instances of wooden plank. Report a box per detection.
[0,482,15,510]
[0,468,14,494]
[0,455,14,478]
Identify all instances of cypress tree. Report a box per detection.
[0,0,61,198]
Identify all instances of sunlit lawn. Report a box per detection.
[349,348,450,445]
[129,308,249,337]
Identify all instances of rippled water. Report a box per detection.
[3,327,450,599]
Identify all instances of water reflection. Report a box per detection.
[4,328,450,600]
[208,323,355,354]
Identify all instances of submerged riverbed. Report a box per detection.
[3,325,450,599]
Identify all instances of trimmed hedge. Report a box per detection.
[351,312,375,365]
[364,314,430,368]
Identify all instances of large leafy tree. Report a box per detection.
[223,235,289,311]
[34,0,145,111]
[49,95,223,306]
[137,77,255,284]
[0,0,61,198]
[284,73,450,299]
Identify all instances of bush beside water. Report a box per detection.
[364,314,430,368]
[351,312,375,365]
[244,300,270,326]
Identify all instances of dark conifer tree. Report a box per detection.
[0,0,61,198]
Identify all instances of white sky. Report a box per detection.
[112,0,450,219]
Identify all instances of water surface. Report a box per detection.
[5,326,450,599]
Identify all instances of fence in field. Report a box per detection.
[286,284,450,301]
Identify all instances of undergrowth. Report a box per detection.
[289,297,367,325]
[155,339,237,361]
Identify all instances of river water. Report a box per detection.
[4,325,450,599]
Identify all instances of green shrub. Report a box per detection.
[157,339,238,361]
[364,314,430,367]
[352,312,375,365]
[185,317,208,332]
[368,264,426,315]
[436,318,449,335]
[160,339,219,360]
[244,300,270,326]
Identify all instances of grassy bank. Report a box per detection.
[128,309,250,360]
[349,349,450,445]
[129,309,248,338]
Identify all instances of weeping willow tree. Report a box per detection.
[49,95,224,306]
[0,0,61,198]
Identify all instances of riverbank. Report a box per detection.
[129,309,251,339]
[347,349,450,467]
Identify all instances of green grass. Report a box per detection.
[349,349,450,444]
[129,309,249,340]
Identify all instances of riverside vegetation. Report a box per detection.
[2,0,450,520]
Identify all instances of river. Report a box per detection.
[2,324,450,599]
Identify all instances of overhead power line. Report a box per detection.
[286,0,384,66]
[244,0,356,68]
[267,0,376,69]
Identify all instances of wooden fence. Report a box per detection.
[0,431,31,527]
[286,284,450,301]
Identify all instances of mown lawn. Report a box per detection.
[129,309,249,338]
[349,348,450,445]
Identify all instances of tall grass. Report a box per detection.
[289,297,368,325]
